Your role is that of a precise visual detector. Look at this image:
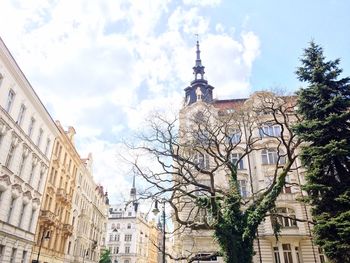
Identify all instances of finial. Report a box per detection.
[193,36,205,80]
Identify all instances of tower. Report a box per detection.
[130,174,139,212]
[184,40,215,106]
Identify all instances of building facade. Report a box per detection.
[172,42,326,263]
[30,122,80,263]
[106,180,160,263]
[0,37,59,263]
[66,153,108,263]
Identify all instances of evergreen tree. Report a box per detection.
[99,249,112,263]
[295,41,350,262]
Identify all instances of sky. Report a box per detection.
[0,0,349,204]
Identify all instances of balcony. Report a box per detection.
[276,192,300,202]
[63,223,73,235]
[56,188,68,203]
[40,210,56,225]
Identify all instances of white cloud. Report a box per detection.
[0,0,260,202]
[182,0,221,7]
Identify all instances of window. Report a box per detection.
[127,223,131,229]
[238,179,248,198]
[37,170,44,191]
[194,153,210,170]
[28,117,35,137]
[0,245,4,262]
[0,73,3,87]
[67,242,71,255]
[28,209,35,232]
[128,211,132,216]
[10,248,16,263]
[114,234,120,241]
[283,175,292,194]
[271,208,297,228]
[194,253,218,261]
[261,149,285,165]
[124,234,132,242]
[295,247,301,263]
[7,197,16,223]
[28,164,36,184]
[37,128,43,147]
[228,129,241,144]
[282,244,293,263]
[6,89,15,113]
[5,143,16,168]
[230,153,244,170]
[194,130,210,145]
[125,246,130,254]
[17,104,26,126]
[273,247,281,263]
[318,247,326,263]
[259,125,281,137]
[21,250,27,263]
[44,138,51,156]
[114,246,119,254]
[18,153,27,177]
[19,203,26,228]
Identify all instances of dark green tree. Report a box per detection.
[99,249,112,263]
[295,41,350,262]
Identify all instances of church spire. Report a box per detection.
[193,40,205,80]
[130,174,139,212]
[183,39,214,106]
[130,174,136,199]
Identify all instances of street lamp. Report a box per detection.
[152,199,166,263]
[35,230,50,263]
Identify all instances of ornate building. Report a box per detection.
[106,179,160,263]
[0,37,59,263]
[66,153,108,263]
[30,122,80,263]
[172,42,326,263]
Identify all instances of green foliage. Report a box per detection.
[295,41,350,263]
[99,249,112,263]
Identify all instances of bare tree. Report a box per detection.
[126,92,302,263]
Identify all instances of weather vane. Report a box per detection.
[195,33,199,41]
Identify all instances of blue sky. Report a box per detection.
[0,0,349,202]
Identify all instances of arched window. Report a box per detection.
[116,223,120,229]
[271,207,297,228]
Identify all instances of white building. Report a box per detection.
[106,179,160,263]
[172,42,326,263]
[0,37,59,262]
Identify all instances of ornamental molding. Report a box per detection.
[0,118,10,135]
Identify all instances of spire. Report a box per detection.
[193,40,205,80]
[130,174,136,198]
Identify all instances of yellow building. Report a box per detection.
[31,122,80,263]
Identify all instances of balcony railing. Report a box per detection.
[56,188,68,203]
[40,210,56,225]
[63,223,73,235]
